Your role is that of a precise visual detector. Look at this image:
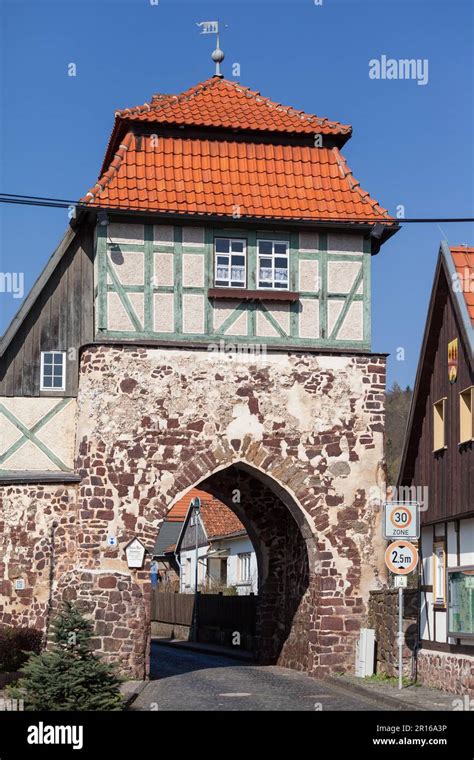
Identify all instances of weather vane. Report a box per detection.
[196,20,227,77]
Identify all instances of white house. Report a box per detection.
[176,489,258,596]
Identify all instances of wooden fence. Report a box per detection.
[151,591,257,636]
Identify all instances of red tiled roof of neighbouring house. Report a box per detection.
[166,487,208,522]
[83,132,392,222]
[450,246,474,324]
[113,77,352,137]
[173,487,244,539]
[199,496,246,540]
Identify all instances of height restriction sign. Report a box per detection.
[385,541,419,575]
[383,501,420,540]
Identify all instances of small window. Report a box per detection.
[257,240,289,289]
[214,238,246,288]
[238,552,251,583]
[433,398,446,451]
[459,386,474,444]
[40,351,66,391]
[433,542,446,606]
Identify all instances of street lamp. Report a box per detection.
[190,496,201,641]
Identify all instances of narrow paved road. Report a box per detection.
[131,643,385,711]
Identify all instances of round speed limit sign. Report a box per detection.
[385,540,419,575]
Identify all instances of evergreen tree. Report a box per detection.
[8,602,123,711]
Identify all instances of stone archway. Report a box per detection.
[63,344,387,680]
[195,462,319,671]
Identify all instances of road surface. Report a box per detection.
[131,642,386,711]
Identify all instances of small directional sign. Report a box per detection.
[383,501,419,540]
[385,540,419,575]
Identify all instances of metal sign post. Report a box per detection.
[398,585,403,690]
[385,539,419,690]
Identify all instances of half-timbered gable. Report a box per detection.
[399,242,474,695]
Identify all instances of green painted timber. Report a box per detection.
[99,223,371,349]
[0,399,72,471]
[257,302,288,338]
[319,231,328,340]
[106,257,143,332]
[329,265,363,341]
[173,226,183,334]
[144,224,154,332]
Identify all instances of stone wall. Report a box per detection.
[0,344,388,680]
[0,483,78,630]
[417,649,474,697]
[368,588,418,678]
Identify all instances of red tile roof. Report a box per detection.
[167,487,245,540]
[199,496,245,540]
[83,131,391,222]
[450,246,474,324]
[114,77,352,137]
[166,487,207,522]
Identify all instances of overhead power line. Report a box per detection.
[0,192,472,223]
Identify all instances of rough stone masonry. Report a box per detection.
[0,344,388,679]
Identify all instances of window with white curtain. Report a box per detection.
[214,238,246,287]
[257,240,289,289]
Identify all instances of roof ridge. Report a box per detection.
[114,77,351,133]
[332,147,391,219]
[82,131,133,203]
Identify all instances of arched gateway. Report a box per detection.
[0,75,396,681]
[50,343,387,680]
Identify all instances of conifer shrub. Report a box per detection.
[8,602,124,711]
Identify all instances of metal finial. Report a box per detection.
[197,20,226,77]
[212,33,225,77]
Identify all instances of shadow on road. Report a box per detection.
[150,640,254,680]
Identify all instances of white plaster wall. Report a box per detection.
[225,311,248,336]
[182,254,205,288]
[299,298,319,339]
[107,292,144,332]
[154,293,174,332]
[153,225,174,245]
[108,223,144,245]
[435,608,447,643]
[299,260,319,292]
[179,538,257,594]
[183,227,205,247]
[183,294,205,334]
[299,232,319,252]
[327,232,364,254]
[154,253,174,287]
[327,261,362,294]
[213,300,241,331]
[460,518,474,565]
[109,251,144,285]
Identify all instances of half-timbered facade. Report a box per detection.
[0,75,398,679]
[399,242,474,696]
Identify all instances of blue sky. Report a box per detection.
[0,0,473,388]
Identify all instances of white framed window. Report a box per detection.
[40,351,66,391]
[257,240,289,290]
[433,542,446,606]
[238,552,251,583]
[214,238,246,288]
